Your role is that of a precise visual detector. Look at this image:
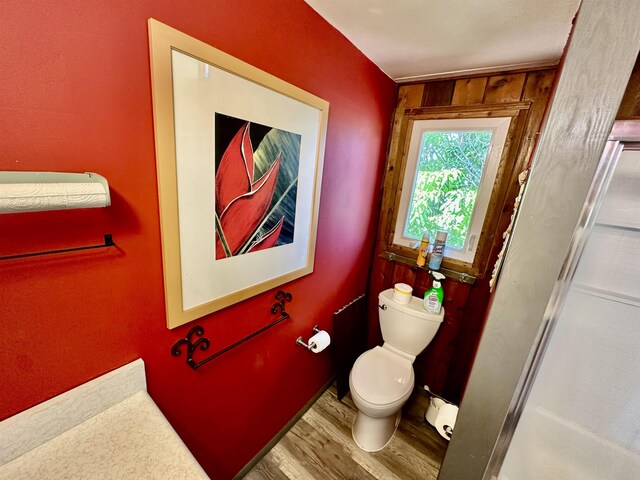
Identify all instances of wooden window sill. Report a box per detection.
[380,251,477,285]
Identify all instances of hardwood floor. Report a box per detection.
[245,386,448,479]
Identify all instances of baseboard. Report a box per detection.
[233,375,336,479]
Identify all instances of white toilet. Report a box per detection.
[349,288,444,452]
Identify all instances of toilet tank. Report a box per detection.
[378,289,444,356]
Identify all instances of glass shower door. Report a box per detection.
[497,143,640,479]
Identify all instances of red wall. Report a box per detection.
[0,1,396,478]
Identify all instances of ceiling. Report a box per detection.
[304,0,581,83]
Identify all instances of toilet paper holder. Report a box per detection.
[296,326,321,350]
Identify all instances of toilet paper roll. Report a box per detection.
[425,397,445,427]
[309,330,331,353]
[435,403,459,441]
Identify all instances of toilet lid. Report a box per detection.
[351,346,414,406]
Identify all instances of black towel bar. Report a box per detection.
[0,234,115,261]
[171,290,293,369]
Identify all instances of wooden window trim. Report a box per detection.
[381,101,533,278]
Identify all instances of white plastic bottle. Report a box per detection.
[428,231,448,270]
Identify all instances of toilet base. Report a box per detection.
[352,409,401,452]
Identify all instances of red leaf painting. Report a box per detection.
[215,123,254,215]
[217,155,280,255]
[215,120,290,259]
[246,217,285,253]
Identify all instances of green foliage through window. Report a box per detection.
[404,130,492,249]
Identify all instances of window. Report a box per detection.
[393,117,511,264]
[379,96,537,278]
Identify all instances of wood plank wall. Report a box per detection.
[617,54,640,119]
[367,68,557,403]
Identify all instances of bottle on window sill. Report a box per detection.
[416,231,430,267]
[428,230,448,270]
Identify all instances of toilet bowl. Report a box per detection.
[349,346,414,451]
[349,289,444,451]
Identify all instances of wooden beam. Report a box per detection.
[451,77,488,105]
[483,74,527,103]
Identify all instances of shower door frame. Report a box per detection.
[483,120,640,478]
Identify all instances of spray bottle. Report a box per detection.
[423,271,445,314]
[428,230,448,270]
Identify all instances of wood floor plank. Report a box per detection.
[379,432,441,479]
[281,420,377,480]
[303,408,401,480]
[264,444,316,479]
[313,393,358,431]
[244,457,290,480]
[317,385,440,457]
[313,391,438,479]
[396,419,447,465]
[243,468,267,480]
[245,385,447,479]
[397,393,448,464]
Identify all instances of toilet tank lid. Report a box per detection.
[379,289,444,322]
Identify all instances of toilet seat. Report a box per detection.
[351,346,414,406]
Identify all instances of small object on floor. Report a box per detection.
[434,403,458,441]
[423,384,447,402]
[426,397,446,427]
[423,385,459,441]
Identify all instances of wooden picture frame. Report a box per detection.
[148,19,329,328]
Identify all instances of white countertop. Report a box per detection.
[0,390,208,480]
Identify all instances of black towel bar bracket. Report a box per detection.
[171,290,293,370]
[0,234,116,261]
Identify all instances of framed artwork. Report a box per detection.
[148,19,329,328]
